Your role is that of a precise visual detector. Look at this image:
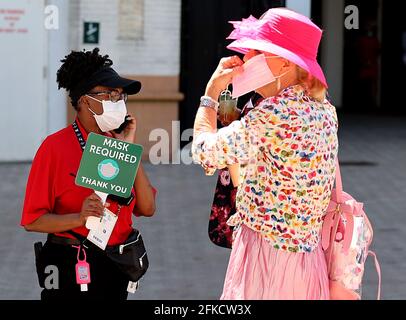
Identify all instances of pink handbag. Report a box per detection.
[322,158,381,300]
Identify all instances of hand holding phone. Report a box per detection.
[111,114,137,143]
[114,115,131,134]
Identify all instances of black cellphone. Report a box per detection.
[108,191,135,206]
[114,115,131,134]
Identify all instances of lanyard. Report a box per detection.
[72,120,86,151]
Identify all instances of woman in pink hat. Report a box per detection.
[192,8,338,300]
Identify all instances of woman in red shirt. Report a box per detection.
[21,48,156,300]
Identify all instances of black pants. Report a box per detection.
[39,241,129,301]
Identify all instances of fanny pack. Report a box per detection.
[67,229,149,283]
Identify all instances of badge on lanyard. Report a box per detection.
[74,245,91,291]
[87,207,118,250]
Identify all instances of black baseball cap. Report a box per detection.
[70,67,141,103]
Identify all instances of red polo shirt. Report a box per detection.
[21,119,156,246]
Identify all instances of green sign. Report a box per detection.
[75,133,143,198]
[83,22,100,44]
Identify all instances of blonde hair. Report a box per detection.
[296,66,327,102]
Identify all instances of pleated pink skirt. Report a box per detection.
[220,224,330,300]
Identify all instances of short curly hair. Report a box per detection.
[56,48,113,107]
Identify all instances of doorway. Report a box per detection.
[179,0,285,137]
[342,0,382,113]
[0,0,48,161]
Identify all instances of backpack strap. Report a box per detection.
[334,157,343,204]
[322,156,346,256]
[368,250,382,300]
[333,157,355,253]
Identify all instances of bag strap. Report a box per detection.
[325,211,341,270]
[322,156,343,255]
[334,157,343,203]
[65,230,87,244]
[368,250,382,300]
[321,156,343,254]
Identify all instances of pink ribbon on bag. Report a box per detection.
[322,198,364,253]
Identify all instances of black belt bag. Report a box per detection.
[105,229,149,282]
[67,229,149,283]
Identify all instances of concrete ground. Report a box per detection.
[0,114,405,300]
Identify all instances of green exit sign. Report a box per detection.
[83,22,100,44]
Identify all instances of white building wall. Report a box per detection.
[68,0,181,76]
[1,0,182,161]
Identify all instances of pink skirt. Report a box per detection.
[220,224,330,300]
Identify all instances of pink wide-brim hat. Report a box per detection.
[227,8,328,88]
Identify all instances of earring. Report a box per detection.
[276,77,281,91]
[276,66,284,92]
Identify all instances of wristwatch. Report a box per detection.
[200,96,219,112]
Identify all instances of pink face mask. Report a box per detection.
[231,54,278,98]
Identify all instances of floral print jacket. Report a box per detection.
[192,85,339,253]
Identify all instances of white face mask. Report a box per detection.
[86,95,127,132]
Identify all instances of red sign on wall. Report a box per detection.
[0,8,27,34]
